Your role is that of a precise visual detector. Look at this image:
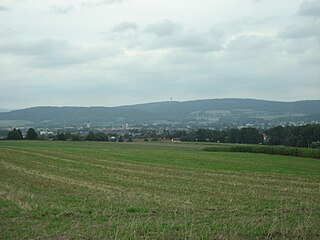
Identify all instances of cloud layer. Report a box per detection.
[0,0,319,108]
[0,4,10,11]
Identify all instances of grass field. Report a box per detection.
[0,141,319,239]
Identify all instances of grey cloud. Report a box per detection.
[222,35,283,63]
[162,49,206,66]
[113,22,138,33]
[0,4,10,11]
[144,20,182,37]
[0,28,20,38]
[298,0,320,17]
[0,38,121,67]
[141,22,225,53]
[108,20,187,50]
[0,39,74,56]
[282,38,320,64]
[158,31,224,52]
[284,38,315,54]
[49,6,74,15]
[81,0,123,7]
[226,35,276,51]
[299,49,320,65]
[279,20,320,39]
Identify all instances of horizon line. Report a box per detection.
[2,97,320,111]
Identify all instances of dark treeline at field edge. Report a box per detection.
[174,124,320,148]
[4,124,320,149]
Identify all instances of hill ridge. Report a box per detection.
[0,98,319,127]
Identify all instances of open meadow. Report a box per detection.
[0,141,319,239]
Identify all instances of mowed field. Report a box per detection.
[0,141,319,239]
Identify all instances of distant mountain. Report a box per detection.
[0,99,319,127]
[0,108,14,113]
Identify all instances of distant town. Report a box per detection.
[1,120,319,150]
[1,99,319,147]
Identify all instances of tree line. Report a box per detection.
[6,129,128,142]
[265,125,320,148]
[7,128,38,140]
[5,124,320,148]
[169,125,320,148]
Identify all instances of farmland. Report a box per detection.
[0,141,319,239]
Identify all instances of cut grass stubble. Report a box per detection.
[0,141,319,239]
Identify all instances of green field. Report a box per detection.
[0,141,319,239]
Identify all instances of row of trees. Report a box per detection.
[7,128,38,140]
[169,125,320,148]
[6,129,130,142]
[169,128,263,144]
[52,132,110,141]
[265,125,320,148]
[5,125,320,148]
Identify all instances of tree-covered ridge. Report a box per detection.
[0,99,319,126]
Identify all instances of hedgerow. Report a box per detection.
[204,145,320,159]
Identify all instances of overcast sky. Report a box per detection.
[0,0,319,109]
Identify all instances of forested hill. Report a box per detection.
[0,99,319,126]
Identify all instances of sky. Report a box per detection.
[0,0,319,109]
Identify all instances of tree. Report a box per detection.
[26,128,38,140]
[85,132,108,141]
[7,128,23,140]
[57,133,66,141]
[265,126,288,145]
[226,129,241,143]
[118,136,124,142]
[194,129,212,142]
[72,134,81,141]
[240,128,262,144]
[287,125,320,147]
[64,132,73,140]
